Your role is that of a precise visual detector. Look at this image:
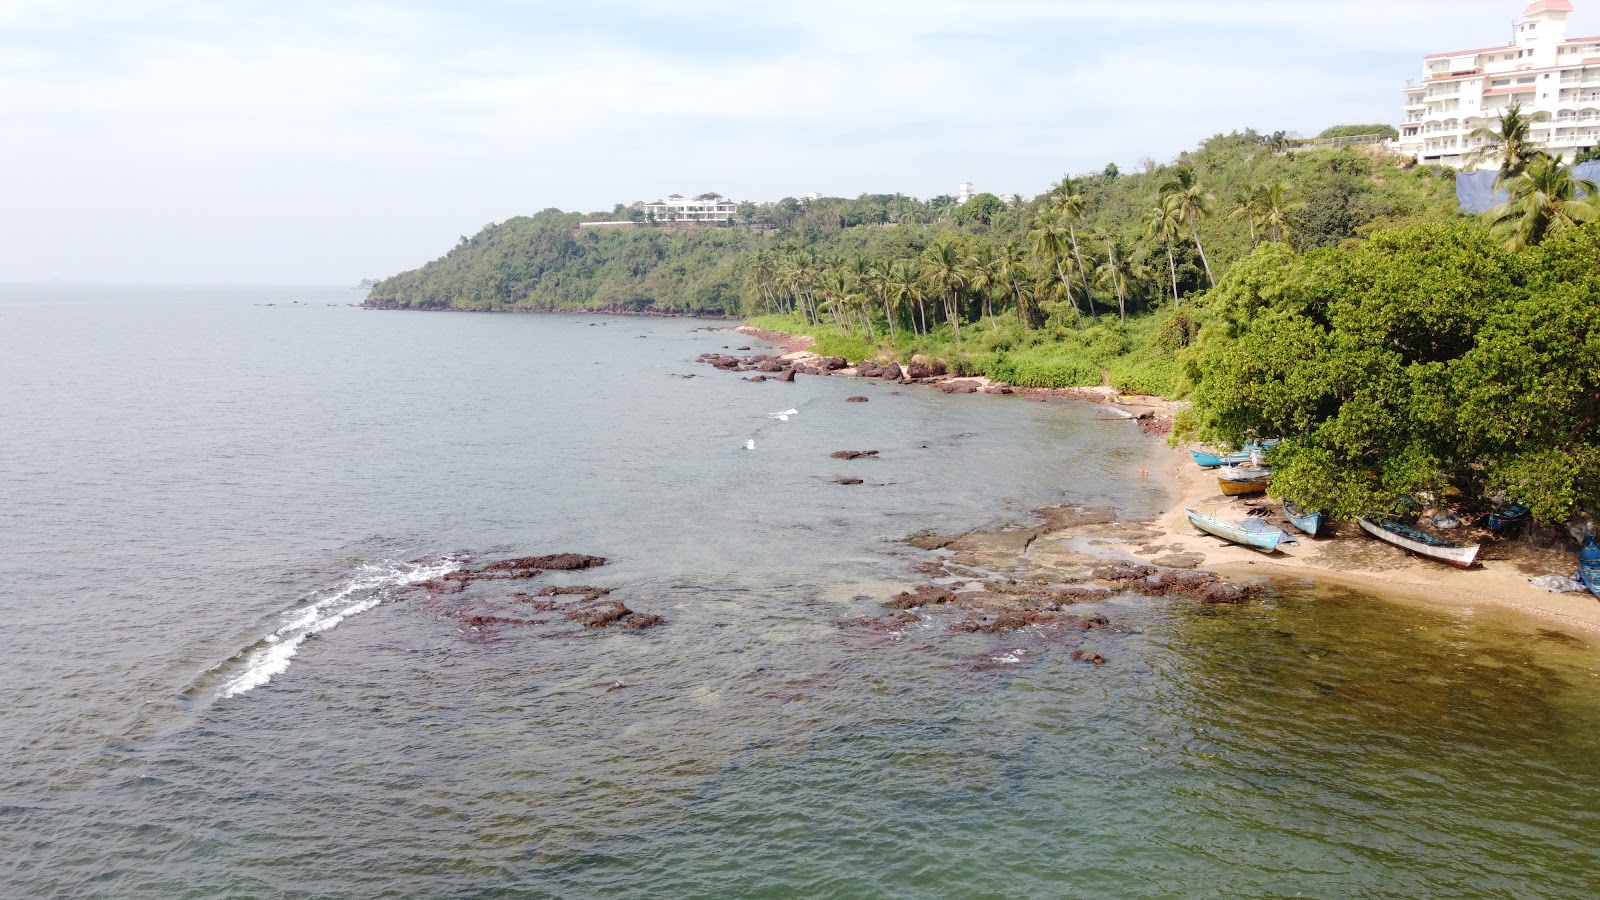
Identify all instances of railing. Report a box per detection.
[1283,133,1395,152]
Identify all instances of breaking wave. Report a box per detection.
[214,557,461,700]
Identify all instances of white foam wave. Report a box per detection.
[217,557,461,700]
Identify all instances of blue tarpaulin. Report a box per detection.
[1457,160,1600,213]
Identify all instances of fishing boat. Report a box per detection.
[1189,440,1280,469]
[1488,504,1531,537]
[1580,536,1600,599]
[1219,464,1272,481]
[1357,518,1480,568]
[1240,516,1297,545]
[1190,449,1253,469]
[1282,501,1322,537]
[1218,475,1270,496]
[1186,509,1282,552]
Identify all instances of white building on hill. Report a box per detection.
[643,192,737,223]
[1397,0,1600,167]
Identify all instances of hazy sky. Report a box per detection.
[0,0,1582,284]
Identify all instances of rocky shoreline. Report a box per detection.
[362,301,740,319]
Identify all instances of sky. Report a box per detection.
[0,0,1586,284]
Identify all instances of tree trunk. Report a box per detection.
[917,297,928,336]
[1067,223,1096,321]
[1054,260,1083,326]
[1167,244,1180,308]
[1191,225,1215,288]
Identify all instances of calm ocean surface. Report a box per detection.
[2,286,1599,898]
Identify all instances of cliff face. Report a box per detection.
[365,210,756,315]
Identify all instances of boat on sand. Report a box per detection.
[1357,518,1480,568]
[1186,509,1282,552]
[1283,501,1322,537]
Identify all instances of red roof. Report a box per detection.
[1524,0,1575,14]
[1426,43,1511,60]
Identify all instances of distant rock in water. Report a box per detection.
[846,396,869,403]
[831,450,879,460]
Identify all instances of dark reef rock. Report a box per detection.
[835,477,865,486]
[1092,563,1262,604]
[884,584,958,610]
[830,450,880,460]
[846,396,869,403]
[777,369,796,382]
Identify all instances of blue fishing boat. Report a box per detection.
[1190,449,1252,469]
[1282,501,1322,537]
[1580,536,1600,599]
[1186,509,1282,552]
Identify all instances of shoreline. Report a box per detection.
[362,302,741,319]
[724,324,1600,641]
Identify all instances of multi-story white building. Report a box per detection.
[642,192,737,223]
[1397,0,1600,167]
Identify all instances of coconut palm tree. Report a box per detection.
[1143,196,1184,307]
[1027,213,1083,326]
[995,240,1034,326]
[1160,165,1217,287]
[1466,100,1551,185]
[920,240,969,345]
[1093,234,1147,324]
[1229,187,1264,248]
[1487,152,1600,248]
[1049,176,1097,320]
[965,245,1004,329]
[1257,182,1300,246]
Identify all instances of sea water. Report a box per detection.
[2,286,1598,897]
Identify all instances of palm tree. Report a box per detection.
[1466,100,1551,185]
[1093,234,1149,324]
[1027,213,1084,326]
[1230,187,1264,247]
[1486,152,1600,248]
[1160,165,1217,288]
[1049,176,1097,320]
[965,245,1004,329]
[920,240,969,345]
[1143,196,1184,307]
[995,240,1034,326]
[1257,182,1300,246]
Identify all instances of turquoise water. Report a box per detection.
[2,287,1598,897]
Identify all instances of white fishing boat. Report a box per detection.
[1357,518,1480,568]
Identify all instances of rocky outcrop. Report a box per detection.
[1092,563,1262,604]
[939,380,982,395]
[884,585,958,610]
[831,450,880,460]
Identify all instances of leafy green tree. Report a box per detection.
[1195,219,1600,524]
[921,239,970,345]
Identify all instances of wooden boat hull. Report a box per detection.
[1186,509,1281,552]
[1488,506,1530,536]
[1282,501,1322,537]
[1219,477,1269,496]
[1358,518,1480,568]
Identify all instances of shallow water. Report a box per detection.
[2,287,1598,897]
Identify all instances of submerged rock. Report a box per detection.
[831,450,880,460]
[846,396,869,403]
[1092,563,1262,604]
